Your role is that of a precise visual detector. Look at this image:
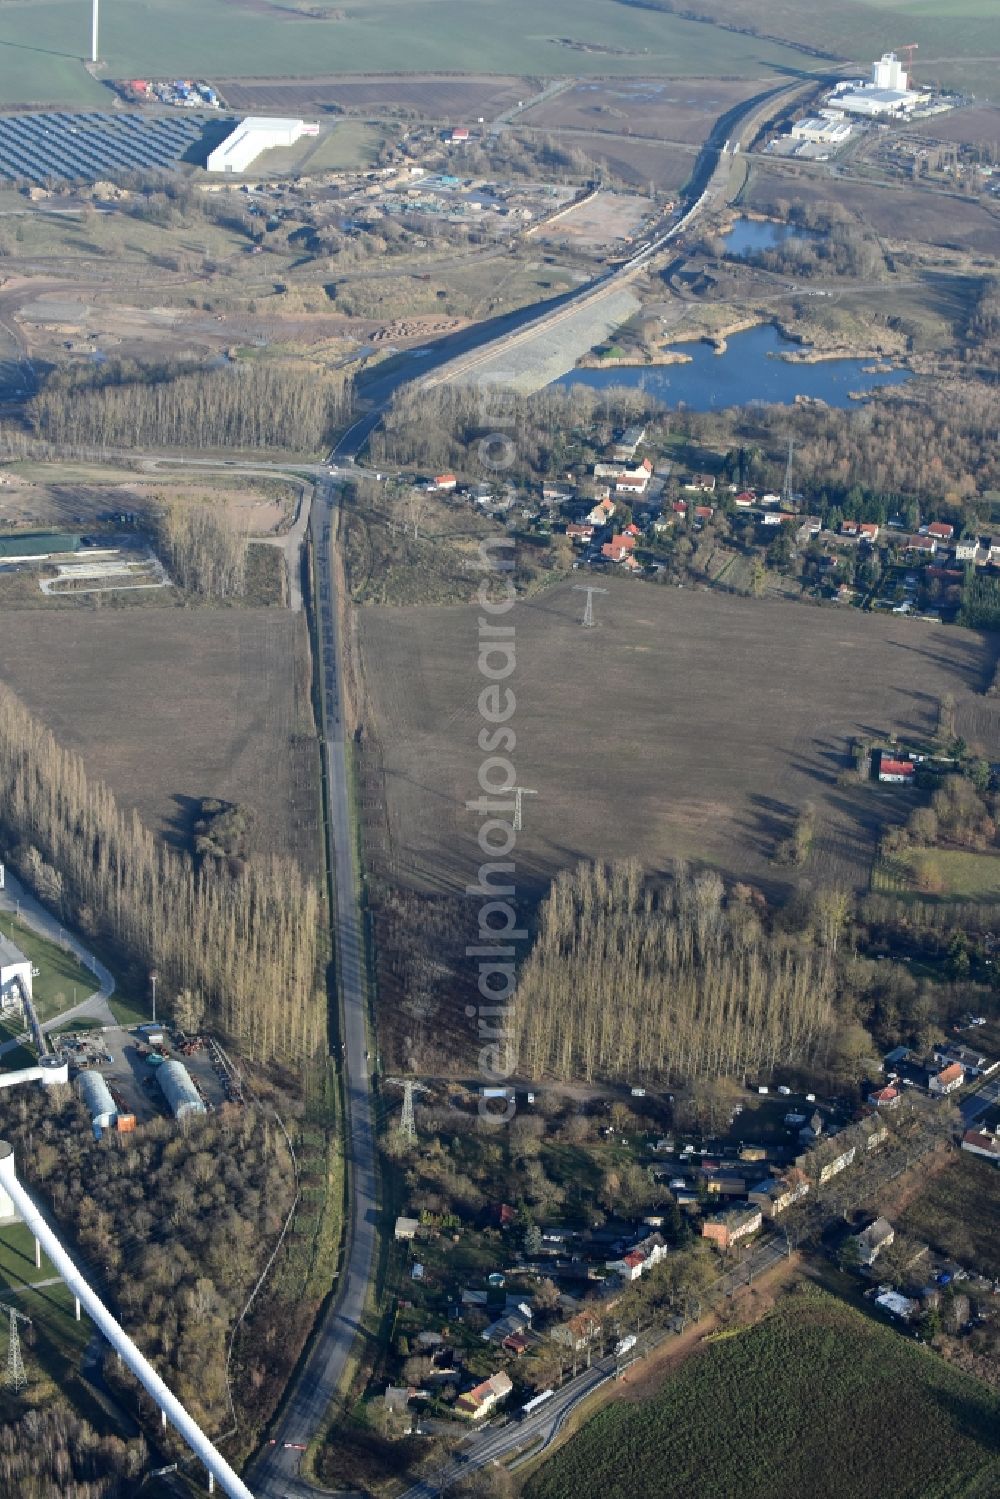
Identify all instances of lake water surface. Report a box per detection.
[722,217,819,258]
[555,325,912,411]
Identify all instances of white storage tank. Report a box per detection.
[77,1069,116,1129]
[157,1060,206,1121]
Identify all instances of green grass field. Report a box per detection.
[0,1222,58,1294]
[0,913,95,1023]
[0,0,996,107]
[525,1284,1000,1499]
[0,0,818,108]
[873,848,1000,904]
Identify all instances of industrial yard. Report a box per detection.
[61,1024,232,1127]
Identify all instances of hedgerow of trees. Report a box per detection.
[0,685,323,1062]
[26,358,351,454]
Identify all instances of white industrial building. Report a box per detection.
[157,1059,206,1121]
[206,117,318,174]
[790,115,854,147]
[828,55,926,119]
[0,933,31,1012]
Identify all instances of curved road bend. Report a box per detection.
[247,478,378,1499]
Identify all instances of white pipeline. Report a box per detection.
[0,1143,254,1499]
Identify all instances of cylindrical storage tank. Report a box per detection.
[39,1056,69,1087]
[76,1069,116,1128]
[157,1060,206,1121]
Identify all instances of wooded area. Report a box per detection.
[517,862,839,1084]
[0,1403,145,1499]
[0,685,324,1062]
[25,359,351,454]
[155,501,247,599]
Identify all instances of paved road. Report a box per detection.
[247,476,378,1499]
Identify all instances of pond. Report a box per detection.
[554,325,912,411]
[722,217,820,258]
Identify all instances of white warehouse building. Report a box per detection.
[206,116,318,174]
[0,933,31,1012]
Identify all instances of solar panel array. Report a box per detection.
[0,112,210,187]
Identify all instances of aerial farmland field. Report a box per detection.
[357,581,1000,899]
[0,608,320,872]
[0,0,820,107]
[525,1284,1000,1499]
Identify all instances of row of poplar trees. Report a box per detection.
[27,358,351,453]
[0,685,324,1062]
[517,861,837,1084]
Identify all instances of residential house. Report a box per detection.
[702,1169,749,1198]
[855,1216,894,1266]
[734,491,756,508]
[841,519,880,541]
[551,1310,602,1352]
[878,755,916,784]
[482,1308,531,1344]
[867,1085,901,1109]
[987,536,1000,563]
[394,1215,420,1241]
[612,424,647,461]
[748,1175,810,1219]
[928,1061,964,1096]
[701,1205,762,1251]
[883,1045,912,1067]
[761,511,783,527]
[954,538,981,563]
[798,1110,824,1145]
[935,1044,998,1078]
[961,1127,1000,1162]
[566,523,595,544]
[905,535,937,555]
[759,492,782,507]
[682,472,716,493]
[602,534,637,564]
[673,501,714,523]
[876,1290,918,1321]
[585,497,616,527]
[607,1233,667,1281]
[796,517,822,543]
[927,521,954,541]
[455,1371,512,1420]
[616,473,651,496]
[432,473,458,492]
[503,1331,531,1356]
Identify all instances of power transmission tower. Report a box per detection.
[512,786,537,833]
[573,584,607,628]
[781,437,794,508]
[6,1307,31,1392]
[384,1077,431,1143]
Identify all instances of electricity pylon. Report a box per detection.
[384,1078,431,1143]
[574,584,607,628]
[512,786,537,832]
[6,1307,31,1392]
